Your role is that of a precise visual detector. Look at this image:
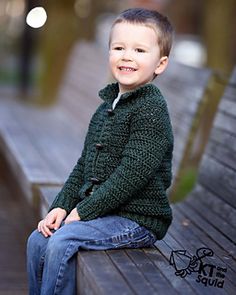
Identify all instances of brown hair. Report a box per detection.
[110,8,174,57]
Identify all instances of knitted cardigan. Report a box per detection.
[50,83,174,239]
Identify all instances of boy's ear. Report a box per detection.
[154,56,169,75]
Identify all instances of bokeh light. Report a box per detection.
[26,7,47,29]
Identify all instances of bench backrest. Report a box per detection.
[154,62,212,193]
[57,41,109,128]
[190,66,236,242]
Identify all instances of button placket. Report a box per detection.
[92,104,113,180]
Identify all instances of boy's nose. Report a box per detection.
[121,49,133,61]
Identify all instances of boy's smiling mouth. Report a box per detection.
[118,66,137,72]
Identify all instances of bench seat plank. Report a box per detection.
[77,251,134,295]
[175,201,236,258]
[106,249,164,295]
[184,189,236,242]
[123,249,178,295]
[186,184,236,229]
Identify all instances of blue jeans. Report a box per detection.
[27,215,156,295]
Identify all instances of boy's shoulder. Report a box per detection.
[134,83,168,110]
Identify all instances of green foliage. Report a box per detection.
[172,166,198,203]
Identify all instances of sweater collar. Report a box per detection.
[98,82,160,103]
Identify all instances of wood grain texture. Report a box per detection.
[0,155,37,295]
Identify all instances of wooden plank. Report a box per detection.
[213,111,236,139]
[0,159,36,295]
[174,202,236,259]
[107,250,159,295]
[207,131,236,171]
[124,249,178,295]
[186,184,236,229]
[198,155,236,208]
[185,187,236,240]
[218,98,236,118]
[209,128,236,154]
[78,251,134,295]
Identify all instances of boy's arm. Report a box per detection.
[48,147,86,213]
[48,104,103,214]
[76,104,173,221]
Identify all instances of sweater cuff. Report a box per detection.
[49,193,79,214]
[76,197,100,221]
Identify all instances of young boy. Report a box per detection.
[27,7,174,295]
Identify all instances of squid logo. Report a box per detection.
[169,247,213,278]
[169,247,227,289]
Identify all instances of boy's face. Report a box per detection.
[109,22,168,93]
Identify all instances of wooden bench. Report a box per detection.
[154,62,213,195]
[39,67,236,294]
[0,41,108,204]
[0,40,213,209]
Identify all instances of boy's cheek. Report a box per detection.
[109,51,122,59]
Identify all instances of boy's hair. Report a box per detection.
[110,8,174,57]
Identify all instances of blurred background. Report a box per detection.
[0,0,235,103]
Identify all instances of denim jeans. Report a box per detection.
[27,215,156,295]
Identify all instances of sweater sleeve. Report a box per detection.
[76,103,173,220]
[48,147,87,213]
[48,104,104,214]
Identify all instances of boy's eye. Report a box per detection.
[113,46,123,51]
[136,48,145,53]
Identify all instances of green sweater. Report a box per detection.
[50,83,174,239]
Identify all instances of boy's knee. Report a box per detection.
[46,233,67,258]
[27,229,47,252]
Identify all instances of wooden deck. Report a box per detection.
[0,155,37,295]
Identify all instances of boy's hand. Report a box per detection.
[64,208,81,224]
[38,208,67,237]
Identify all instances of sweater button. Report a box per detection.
[95,143,103,150]
[107,109,114,116]
[90,177,101,184]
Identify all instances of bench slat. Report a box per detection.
[198,155,236,208]
[187,185,236,228]
[124,249,178,295]
[185,188,236,240]
[77,251,134,295]
[106,250,162,295]
[175,202,236,259]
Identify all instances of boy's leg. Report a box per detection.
[27,229,50,295]
[30,216,156,295]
